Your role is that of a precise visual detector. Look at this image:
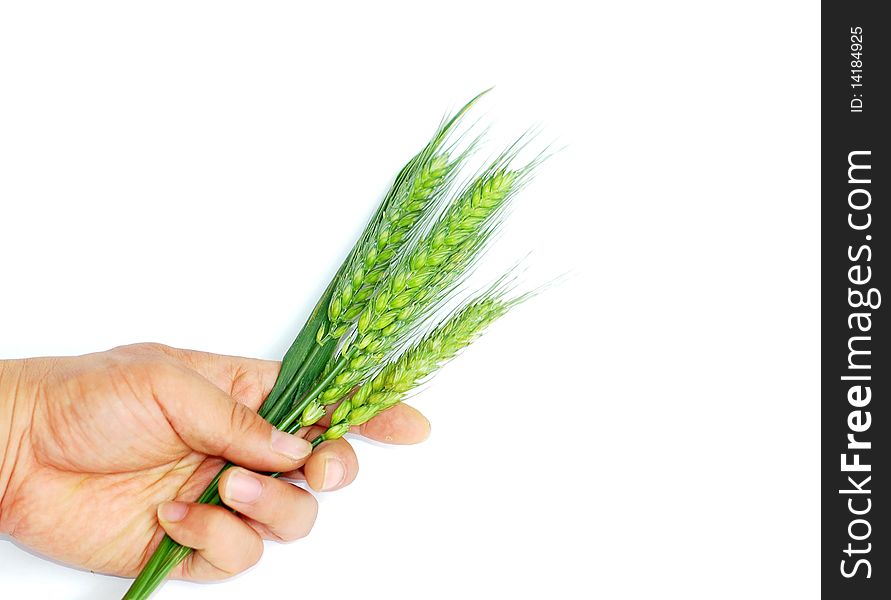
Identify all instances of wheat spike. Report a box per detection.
[319,91,491,344]
[322,153,455,341]
[323,290,522,440]
[313,166,523,410]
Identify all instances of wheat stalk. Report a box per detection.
[122,90,548,600]
[274,144,540,436]
[259,95,485,428]
[297,166,526,418]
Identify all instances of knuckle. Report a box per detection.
[113,342,170,355]
[290,492,319,541]
[140,356,182,386]
[241,533,264,569]
[229,365,263,402]
[263,485,318,543]
[108,343,179,378]
[206,511,264,575]
[280,502,318,542]
[228,401,258,436]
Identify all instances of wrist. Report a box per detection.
[0,359,30,536]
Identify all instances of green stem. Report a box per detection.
[260,342,323,422]
[277,353,349,431]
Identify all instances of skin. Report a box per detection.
[0,343,430,581]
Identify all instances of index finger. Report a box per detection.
[353,402,432,445]
[307,399,432,445]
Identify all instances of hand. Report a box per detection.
[0,343,430,580]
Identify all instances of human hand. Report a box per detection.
[0,343,430,580]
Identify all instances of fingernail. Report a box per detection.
[271,429,312,461]
[158,501,188,523]
[224,469,263,504]
[321,457,346,491]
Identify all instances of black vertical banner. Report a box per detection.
[823,2,890,597]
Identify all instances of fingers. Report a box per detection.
[218,468,318,542]
[158,501,263,581]
[356,403,431,445]
[279,405,429,489]
[155,366,312,472]
[303,438,358,492]
[279,431,360,492]
[312,401,431,445]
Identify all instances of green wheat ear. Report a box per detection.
[320,90,490,344]
[266,91,490,428]
[324,152,453,338]
[284,135,546,431]
[308,165,526,412]
[323,283,533,440]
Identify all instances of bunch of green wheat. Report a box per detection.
[123,91,546,599]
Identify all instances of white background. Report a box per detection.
[0,2,819,599]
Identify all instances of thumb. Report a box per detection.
[155,364,312,471]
